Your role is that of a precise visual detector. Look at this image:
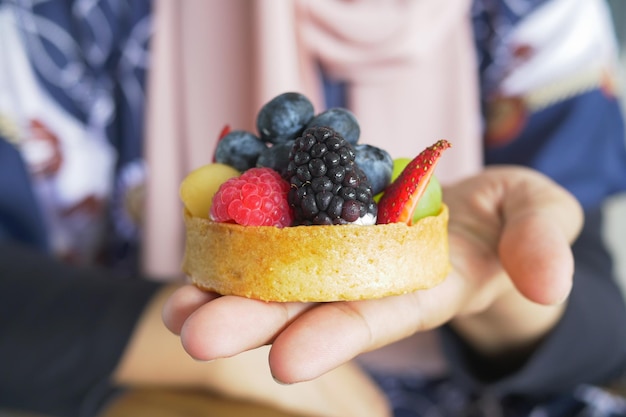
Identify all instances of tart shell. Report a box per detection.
[182,205,450,302]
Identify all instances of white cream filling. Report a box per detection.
[352,213,377,226]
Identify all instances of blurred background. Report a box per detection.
[605,0,626,295]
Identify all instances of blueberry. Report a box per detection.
[306,108,360,144]
[215,130,267,171]
[257,92,315,144]
[256,140,294,176]
[354,144,393,195]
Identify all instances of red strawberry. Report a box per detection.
[212,124,232,162]
[377,140,451,225]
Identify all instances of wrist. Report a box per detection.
[450,285,567,359]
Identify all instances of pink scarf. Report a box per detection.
[142,0,481,279]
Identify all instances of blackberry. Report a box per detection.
[285,126,377,226]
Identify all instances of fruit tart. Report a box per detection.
[180,92,451,302]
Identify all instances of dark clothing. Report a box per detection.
[0,243,160,417]
[0,138,48,251]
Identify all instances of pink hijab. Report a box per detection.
[142,0,481,279]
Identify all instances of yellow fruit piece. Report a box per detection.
[180,163,240,219]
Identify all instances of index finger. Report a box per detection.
[268,274,467,383]
[171,271,466,383]
[178,293,314,361]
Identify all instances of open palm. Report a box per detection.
[163,166,583,383]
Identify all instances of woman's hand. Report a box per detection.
[441,166,582,357]
[163,166,583,383]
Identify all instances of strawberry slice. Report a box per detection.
[377,139,451,225]
[212,124,232,162]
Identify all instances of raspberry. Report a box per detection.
[210,167,293,227]
[285,126,377,225]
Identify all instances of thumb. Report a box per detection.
[497,168,583,305]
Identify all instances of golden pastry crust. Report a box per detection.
[183,205,450,302]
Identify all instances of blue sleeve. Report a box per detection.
[484,90,626,210]
[0,136,48,250]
